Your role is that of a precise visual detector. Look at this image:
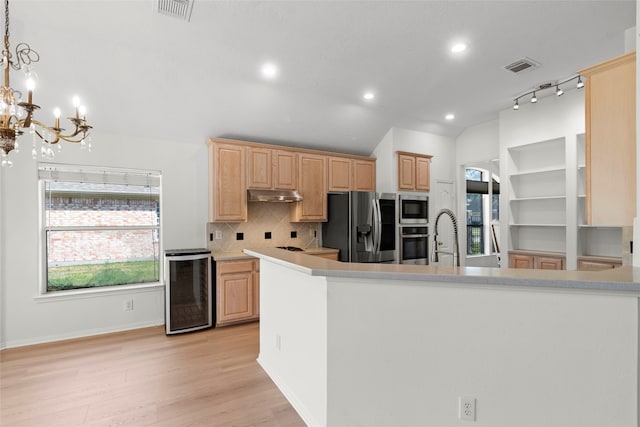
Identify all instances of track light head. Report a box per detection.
[576,77,584,89]
[555,86,564,96]
[531,92,537,103]
[513,99,519,110]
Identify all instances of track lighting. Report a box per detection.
[512,74,582,111]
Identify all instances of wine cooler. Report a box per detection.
[164,248,213,335]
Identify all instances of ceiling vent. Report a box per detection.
[157,0,194,22]
[504,57,540,73]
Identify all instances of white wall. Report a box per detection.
[0,131,208,348]
[372,128,394,193]
[455,119,500,267]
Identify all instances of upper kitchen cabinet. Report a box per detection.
[208,140,247,222]
[247,147,297,190]
[291,153,328,222]
[328,156,351,192]
[352,159,376,192]
[397,151,432,192]
[580,52,636,226]
[328,156,376,192]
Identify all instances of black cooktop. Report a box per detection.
[276,246,304,252]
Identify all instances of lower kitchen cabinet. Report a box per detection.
[509,253,534,269]
[508,251,565,270]
[216,259,259,326]
[577,257,622,271]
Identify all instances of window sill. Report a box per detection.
[34,282,164,303]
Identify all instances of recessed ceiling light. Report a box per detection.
[363,92,375,100]
[261,63,278,79]
[451,43,467,53]
[445,113,455,120]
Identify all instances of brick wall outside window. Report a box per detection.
[46,196,159,265]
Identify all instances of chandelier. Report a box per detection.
[0,0,91,167]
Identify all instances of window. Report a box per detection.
[39,164,161,293]
[465,167,499,256]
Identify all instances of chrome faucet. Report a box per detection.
[433,209,460,267]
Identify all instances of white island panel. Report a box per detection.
[247,248,639,427]
[326,277,637,427]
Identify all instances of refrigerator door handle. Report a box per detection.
[372,199,382,255]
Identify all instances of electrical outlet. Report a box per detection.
[459,396,476,421]
[215,230,222,239]
[124,299,134,311]
[275,334,281,350]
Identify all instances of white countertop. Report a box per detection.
[244,247,640,295]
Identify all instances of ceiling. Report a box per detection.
[9,1,636,156]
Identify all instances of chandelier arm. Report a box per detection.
[28,118,90,144]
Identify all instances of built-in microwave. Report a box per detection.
[398,194,428,224]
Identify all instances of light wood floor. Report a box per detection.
[0,322,305,427]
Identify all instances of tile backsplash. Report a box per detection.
[207,202,319,252]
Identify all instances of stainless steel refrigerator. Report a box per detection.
[322,192,396,263]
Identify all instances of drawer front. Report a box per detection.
[217,260,254,275]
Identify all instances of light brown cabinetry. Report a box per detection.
[509,253,534,269]
[208,142,247,222]
[216,259,259,326]
[208,138,375,223]
[290,153,328,222]
[508,251,565,270]
[328,156,351,192]
[352,159,376,191]
[577,257,622,271]
[581,52,636,226]
[247,147,297,190]
[534,256,564,270]
[397,151,432,192]
[328,157,376,192]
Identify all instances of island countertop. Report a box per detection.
[244,247,640,294]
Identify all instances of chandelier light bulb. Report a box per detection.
[72,96,80,108]
[25,76,36,91]
[53,107,61,118]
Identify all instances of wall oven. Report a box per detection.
[399,194,428,224]
[399,226,429,265]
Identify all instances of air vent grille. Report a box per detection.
[504,58,540,73]
[157,0,194,21]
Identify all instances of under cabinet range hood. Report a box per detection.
[247,189,303,203]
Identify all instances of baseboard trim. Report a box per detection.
[1,318,164,350]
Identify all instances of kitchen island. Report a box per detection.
[245,248,639,427]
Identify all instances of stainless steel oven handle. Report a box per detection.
[400,234,430,238]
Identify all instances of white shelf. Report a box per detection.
[509,166,566,177]
[511,223,566,227]
[507,137,567,256]
[510,195,566,202]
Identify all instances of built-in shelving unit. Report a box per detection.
[575,133,623,260]
[508,137,567,254]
